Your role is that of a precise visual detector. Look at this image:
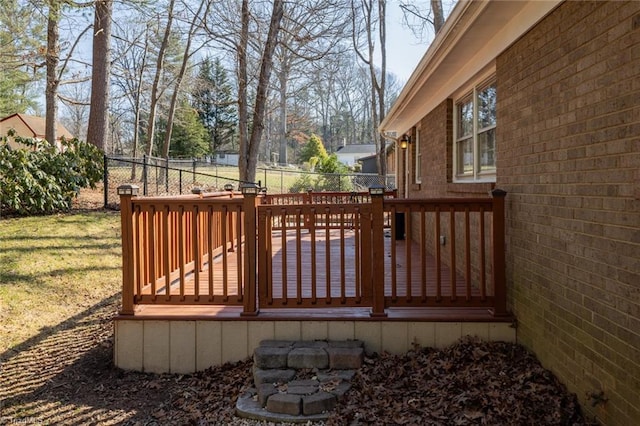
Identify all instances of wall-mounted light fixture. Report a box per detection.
[400,134,411,149]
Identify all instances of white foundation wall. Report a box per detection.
[114,320,516,374]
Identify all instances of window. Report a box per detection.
[454,79,496,181]
[415,129,421,184]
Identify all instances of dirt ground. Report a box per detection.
[0,190,589,425]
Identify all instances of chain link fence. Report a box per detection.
[104,155,396,208]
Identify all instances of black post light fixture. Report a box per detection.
[400,134,410,149]
[240,182,260,196]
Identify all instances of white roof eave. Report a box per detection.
[381,0,563,136]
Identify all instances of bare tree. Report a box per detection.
[237,0,284,183]
[144,0,176,157]
[273,0,349,165]
[44,0,94,145]
[45,0,61,145]
[60,82,90,140]
[111,15,152,176]
[160,0,211,159]
[87,0,112,151]
[351,0,387,175]
[399,0,445,40]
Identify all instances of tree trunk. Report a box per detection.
[237,0,250,182]
[160,0,206,159]
[277,63,287,165]
[376,0,386,176]
[238,0,284,183]
[87,0,112,152]
[144,0,175,157]
[431,0,444,34]
[45,0,60,146]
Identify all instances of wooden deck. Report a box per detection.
[119,189,508,320]
[139,229,486,311]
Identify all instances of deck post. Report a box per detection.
[490,189,508,316]
[118,184,139,315]
[369,185,387,317]
[241,184,260,316]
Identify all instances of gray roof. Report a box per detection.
[335,144,377,154]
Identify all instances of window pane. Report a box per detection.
[477,83,496,129]
[457,137,473,174]
[457,100,473,137]
[479,128,496,171]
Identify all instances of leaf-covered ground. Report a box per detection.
[0,292,587,425]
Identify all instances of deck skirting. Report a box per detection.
[114,311,516,373]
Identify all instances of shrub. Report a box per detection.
[0,134,103,216]
[289,155,352,193]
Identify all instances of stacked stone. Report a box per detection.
[252,340,364,417]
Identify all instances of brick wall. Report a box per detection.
[497,1,640,424]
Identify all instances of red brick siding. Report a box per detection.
[497,1,640,424]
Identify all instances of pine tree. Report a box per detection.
[192,57,237,154]
[0,0,45,116]
[156,100,209,158]
[299,133,328,164]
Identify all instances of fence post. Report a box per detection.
[241,183,260,316]
[491,189,508,316]
[369,185,387,317]
[164,158,169,193]
[103,154,109,208]
[179,170,183,194]
[118,184,139,315]
[142,155,148,196]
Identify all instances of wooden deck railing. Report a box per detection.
[118,186,506,317]
[119,189,246,314]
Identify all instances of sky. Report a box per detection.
[383,0,458,83]
[385,1,433,83]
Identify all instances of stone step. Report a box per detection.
[254,339,364,371]
[236,339,364,422]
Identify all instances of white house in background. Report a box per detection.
[213,151,239,166]
[334,143,377,167]
[0,113,74,151]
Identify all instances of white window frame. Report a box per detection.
[453,76,496,183]
[414,128,421,184]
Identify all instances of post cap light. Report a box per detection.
[400,134,410,149]
[223,183,235,192]
[117,184,139,196]
[240,183,260,196]
[369,184,385,196]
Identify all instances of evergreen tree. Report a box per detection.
[192,57,237,154]
[0,0,45,116]
[299,133,328,164]
[156,100,209,158]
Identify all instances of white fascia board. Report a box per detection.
[381,0,563,136]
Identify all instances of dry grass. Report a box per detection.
[0,209,122,352]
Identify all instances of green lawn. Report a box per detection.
[0,211,122,352]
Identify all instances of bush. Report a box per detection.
[289,155,353,193]
[0,134,103,216]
